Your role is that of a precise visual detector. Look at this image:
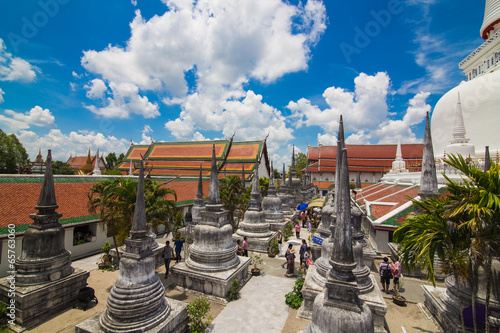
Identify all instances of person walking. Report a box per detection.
[285,248,296,277]
[281,243,292,268]
[236,240,244,256]
[391,257,402,293]
[299,239,307,267]
[379,257,393,293]
[242,237,249,257]
[304,247,313,268]
[301,211,306,228]
[174,235,184,263]
[277,230,283,256]
[295,222,301,239]
[163,241,174,278]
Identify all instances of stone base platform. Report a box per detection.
[75,298,188,333]
[171,256,251,300]
[298,270,387,333]
[110,243,165,268]
[0,268,89,331]
[233,233,277,253]
[268,219,290,232]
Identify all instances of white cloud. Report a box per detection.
[85,78,107,100]
[165,90,294,156]
[287,72,430,144]
[0,88,4,103]
[139,124,153,144]
[3,106,55,128]
[72,71,82,79]
[0,39,36,83]
[81,0,326,119]
[17,129,130,161]
[131,0,137,6]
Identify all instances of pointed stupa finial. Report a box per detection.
[36,150,58,210]
[131,159,147,236]
[128,159,133,176]
[241,164,246,187]
[451,92,469,144]
[269,161,275,190]
[251,162,260,195]
[334,115,345,209]
[484,146,491,172]
[292,145,296,168]
[396,136,402,160]
[356,169,361,190]
[208,144,221,205]
[248,162,262,211]
[197,163,203,199]
[419,112,439,199]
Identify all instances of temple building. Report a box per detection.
[307,143,424,194]
[115,138,270,182]
[30,149,46,174]
[432,0,500,159]
[67,149,107,175]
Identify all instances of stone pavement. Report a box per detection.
[208,274,295,333]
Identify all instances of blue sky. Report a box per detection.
[0,0,485,166]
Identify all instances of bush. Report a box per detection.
[282,222,293,242]
[285,278,304,309]
[187,297,213,333]
[267,239,279,255]
[228,279,240,301]
[100,241,112,254]
[0,302,8,330]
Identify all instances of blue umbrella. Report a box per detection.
[297,203,308,211]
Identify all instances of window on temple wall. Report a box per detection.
[488,59,490,68]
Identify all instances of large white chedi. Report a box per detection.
[432,0,500,158]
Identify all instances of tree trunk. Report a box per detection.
[455,272,467,333]
[113,235,120,261]
[485,255,492,333]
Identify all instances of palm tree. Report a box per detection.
[88,176,177,258]
[219,175,250,231]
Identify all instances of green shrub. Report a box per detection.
[100,241,112,254]
[267,238,279,255]
[0,302,8,330]
[285,278,304,309]
[187,297,213,333]
[283,222,293,241]
[228,279,240,301]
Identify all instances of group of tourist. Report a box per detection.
[379,256,402,294]
[281,239,313,277]
[300,209,321,232]
[162,235,185,278]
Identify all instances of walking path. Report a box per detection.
[208,274,295,332]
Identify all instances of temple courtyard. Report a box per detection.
[25,229,444,333]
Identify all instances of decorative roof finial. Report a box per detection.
[208,144,221,205]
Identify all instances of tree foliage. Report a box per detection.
[295,152,307,179]
[259,177,269,197]
[105,152,125,170]
[0,130,30,174]
[52,161,75,175]
[219,175,250,231]
[88,177,177,256]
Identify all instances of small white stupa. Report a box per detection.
[444,93,476,159]
[389,136,407,173]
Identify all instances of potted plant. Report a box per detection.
[392,289,406,306]
[250,254,263,276]
[267,239,279,258]
[98,241,112,269]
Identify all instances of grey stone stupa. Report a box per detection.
[287,145,303,208]
[304,146,374,333]
[0,150,89,330]
[235,162,277,252]
[191,164,206,225]
[171,145,251,300]
[418,111,439,201]
[76,159,187,333]
[262,162,287,232]
[277,163,293,217]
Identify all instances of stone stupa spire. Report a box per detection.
[208,144,221,207]
[197,164,204,200]
[484,146,491,172]
[248,162,262,211]
[128,159,133,175]
[191,164,206,224]
[305,145,373,332]
[334,115,345,210]
[268,161,276,194]
[241,164,246,187]
[419,112,439,200]
[92,148,101,175]
[355,169,361,190]
[100,158,174,332]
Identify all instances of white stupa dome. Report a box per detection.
[431,70,500,159]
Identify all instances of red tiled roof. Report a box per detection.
[308,147,319,160]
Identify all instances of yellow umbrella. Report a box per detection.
[308,198,324,208]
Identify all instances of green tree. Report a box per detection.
[103,169,122,175]
[273,168,280,180]
[259,177,269,197]
[88,177,177,257]
[52,161,75,175]
[105,152,125,170]
[295,152,307,179]
[394,154,500,332]
[220,175,249,231]
[0,130,30,174]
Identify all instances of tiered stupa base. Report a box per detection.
[76,298,188,333]
[233,232,277,253]
[304,290,373,333]
[171,256,251,301]
[268,219,290,232]
[0,268,89,330]
[299,269,387,332]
